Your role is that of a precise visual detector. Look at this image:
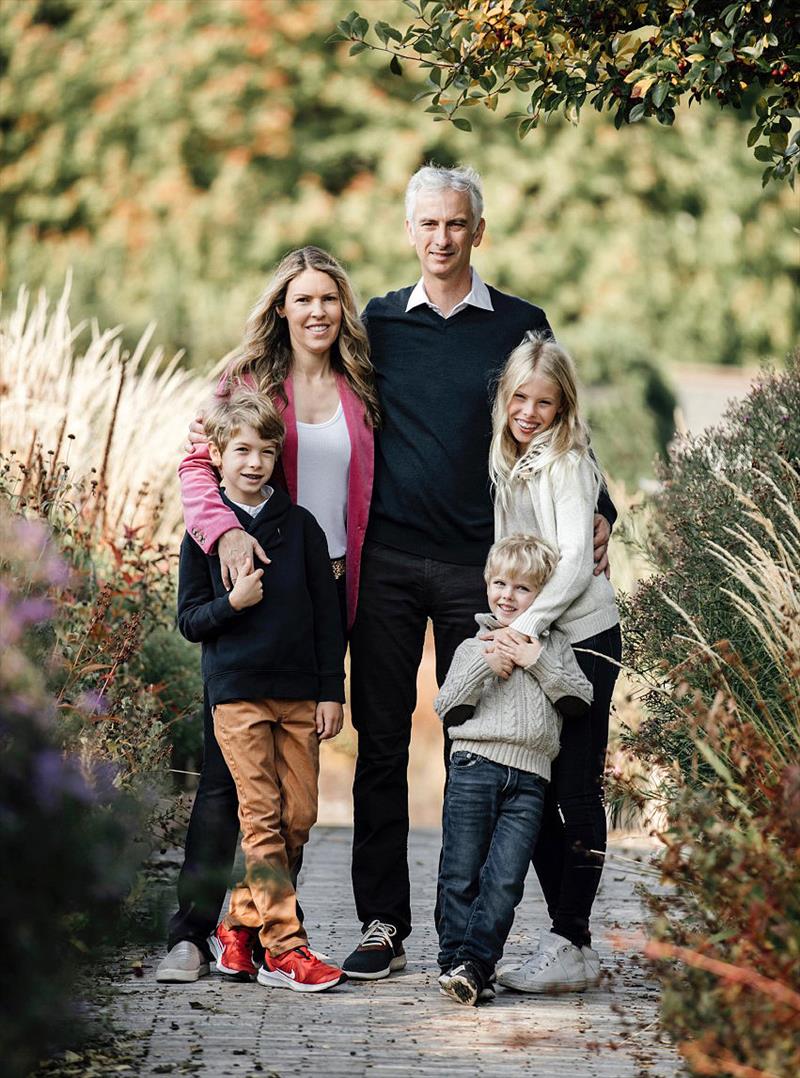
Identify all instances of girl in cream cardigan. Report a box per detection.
[486,332,621,996]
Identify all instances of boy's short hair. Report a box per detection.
[484,534,559,591]
[203,388,285,451]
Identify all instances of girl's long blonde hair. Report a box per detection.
[489,333,600,495]
[223,246,380,427]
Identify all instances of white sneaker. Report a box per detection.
[497,931,587,993]
[581,944,601,987]
[156,941,210,983]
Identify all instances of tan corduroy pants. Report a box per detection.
[212,698,319,955]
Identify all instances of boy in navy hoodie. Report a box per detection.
[177,389,346,993]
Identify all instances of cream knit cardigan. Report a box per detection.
[435,614,593,780]
[494,450,619,644]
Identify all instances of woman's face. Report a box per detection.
[278,268,343,362]
[507,372,562,446]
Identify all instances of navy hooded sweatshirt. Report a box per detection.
[177,487,345,707]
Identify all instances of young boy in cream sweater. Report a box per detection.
[435,535,593,1006]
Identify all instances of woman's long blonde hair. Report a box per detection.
[489,333,599,494]
[223,246,380,427]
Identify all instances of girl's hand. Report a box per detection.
[484,647,514,679]
[228,566,264,610]
[497,636,542,668]
[479,626,529,649]
[316,701,344,740]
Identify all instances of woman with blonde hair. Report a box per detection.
[485,332,621,996]
[157,246,378,986]
[181,244,379,631]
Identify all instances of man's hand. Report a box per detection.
[228,567,264,611]
[479,626,529,649]
[593,513,611,578]
[484,647,513,679]
[185,412,207,453]
[316,701,344,740]
[496,635,542,668]
[218,529,270,589]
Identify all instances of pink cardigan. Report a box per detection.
[178,371,374,631]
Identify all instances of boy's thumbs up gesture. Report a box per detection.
[228,566,264,611]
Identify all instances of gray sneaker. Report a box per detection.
[497,931,587,993]
[581,944,601,987]
[156,941,210,983]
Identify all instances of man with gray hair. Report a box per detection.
[343,164,615,979]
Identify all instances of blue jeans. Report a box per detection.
[437,752,547,983]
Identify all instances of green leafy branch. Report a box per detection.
[328,1,799,185]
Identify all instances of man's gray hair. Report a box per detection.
[405,164,484,229]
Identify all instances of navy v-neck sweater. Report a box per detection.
[363,285,553,565]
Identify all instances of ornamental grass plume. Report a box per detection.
[0,278,204,543]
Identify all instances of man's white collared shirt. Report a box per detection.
[405,270,494,319]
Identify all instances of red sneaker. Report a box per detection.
[208,923,257,981]
[257,945,345,992]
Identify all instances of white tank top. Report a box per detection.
[296,401,351,558]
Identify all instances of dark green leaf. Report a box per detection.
[754,145,773,161]
[652,83,668,108]
[349,41,369,55]
[747,125,762,148]
[452,117,472,131]
[390,54,403,76]
[629,102,646,123]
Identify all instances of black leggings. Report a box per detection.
[531,623,622,949]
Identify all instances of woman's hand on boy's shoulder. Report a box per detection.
[219,530,270,589]
[316,701,344,741]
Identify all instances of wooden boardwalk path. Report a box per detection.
[110,827,681,1077]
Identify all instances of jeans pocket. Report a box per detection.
[450,751,479,769]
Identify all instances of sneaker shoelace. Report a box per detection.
[358,920,397,950]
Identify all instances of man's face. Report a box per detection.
[406,187,485,284]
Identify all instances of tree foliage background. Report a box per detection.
[1,0,797,480]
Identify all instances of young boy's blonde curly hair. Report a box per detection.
[484,534,559,592]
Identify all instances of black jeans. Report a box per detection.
[167,572,348,956]
[167,687,240,958]
[531,623,622,949]
[349,541,487,940]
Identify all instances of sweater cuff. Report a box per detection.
[318,675,346,704]
[210,594,243,628]
[511,607,548,640]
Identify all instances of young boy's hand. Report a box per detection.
[228,567,264,610]
[316,701,344,740]
[496,635,542,668]
[483,646,514,680]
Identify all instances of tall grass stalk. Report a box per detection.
[1,279,205,542]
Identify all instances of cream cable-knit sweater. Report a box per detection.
[494,450,619,644]
[435,614,593,781]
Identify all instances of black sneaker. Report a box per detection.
[341,920,407,980]
[440,961,483,1006]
